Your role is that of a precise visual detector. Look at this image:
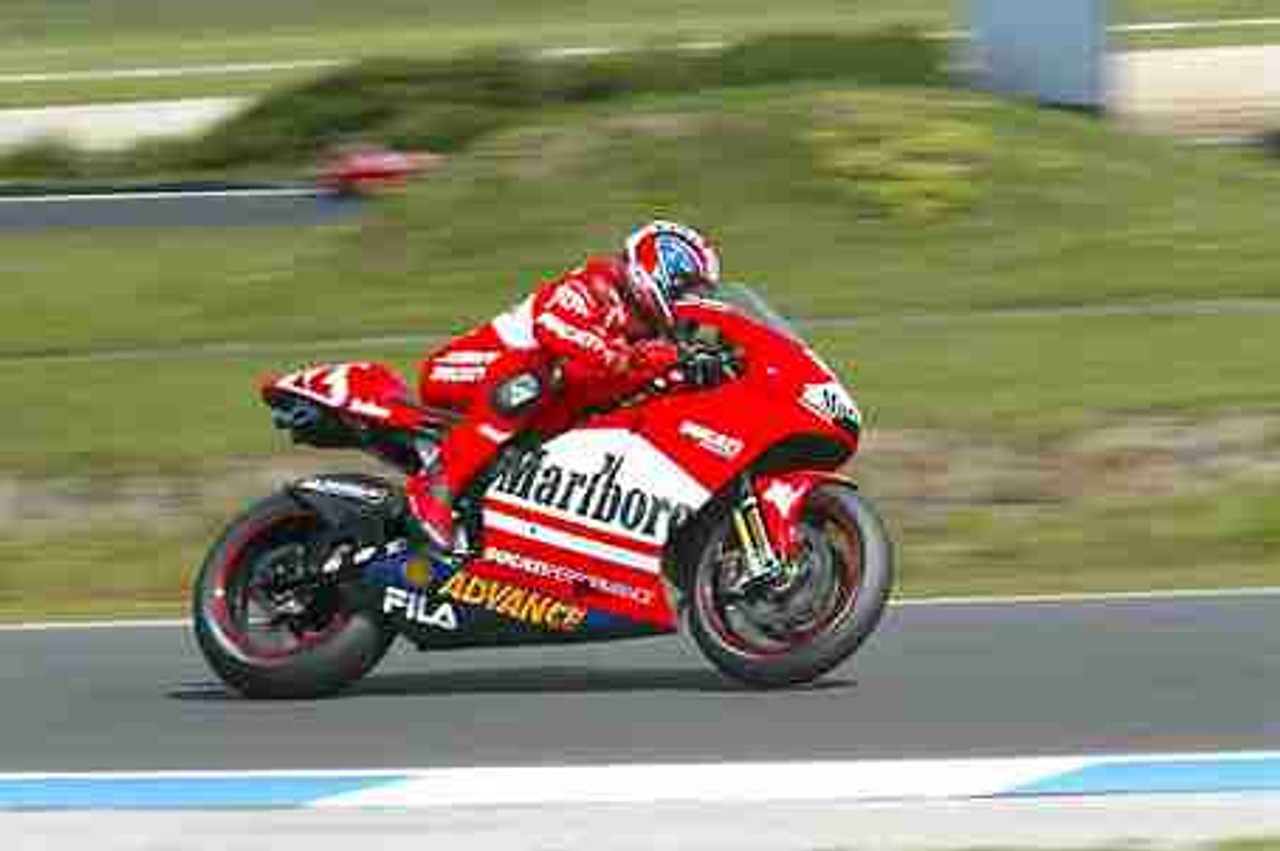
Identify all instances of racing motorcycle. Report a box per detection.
[192,285,894,698]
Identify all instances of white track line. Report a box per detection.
[0,188,319,204]
[0,618,189,632]
[0,60,341,85]
[3,587,1277,631]
[1116,18,1280,34]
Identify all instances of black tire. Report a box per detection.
[686,482,894,688]
[192,492,394,699]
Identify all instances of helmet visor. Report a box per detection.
[654,233,710,291]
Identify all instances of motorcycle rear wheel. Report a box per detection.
[687,481,893,688]
[192,492,394,699]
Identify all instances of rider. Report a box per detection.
[407,220,723,553]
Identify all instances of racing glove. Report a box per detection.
[678,346,736,389]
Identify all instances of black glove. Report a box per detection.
[678,347,734,389]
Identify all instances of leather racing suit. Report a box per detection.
[408,255,682,549]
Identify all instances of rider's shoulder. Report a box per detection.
[563,254,625,285]
[539,255,624,299]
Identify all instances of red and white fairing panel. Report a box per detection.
[474,428,710,628]
[265,362,436,430]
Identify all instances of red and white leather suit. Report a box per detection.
[408,255,680,542]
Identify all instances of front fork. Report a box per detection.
[729,479,789,593]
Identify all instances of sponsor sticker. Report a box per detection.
[382,587,458,630]
[296,477,388,504]
[484,545,655,606]
[437,570,586,632]
[800,381,862,429]
[489,450,696,541]
[678,420,744,460]
[437,350,501,366]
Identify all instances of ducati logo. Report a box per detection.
[678,420,744,460]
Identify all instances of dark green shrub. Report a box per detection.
[530,49,715,101]
[718,29,947,88]
[186,26,946,170]
[380,103,515,152]
[5,27,948,178]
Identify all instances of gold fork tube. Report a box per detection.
[732,508,757,554]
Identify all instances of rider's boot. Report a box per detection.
[404,433,459,562]
[405,469,456,560]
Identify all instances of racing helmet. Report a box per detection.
[623,220,721,330]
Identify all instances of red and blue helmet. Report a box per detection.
[623,220,721,330]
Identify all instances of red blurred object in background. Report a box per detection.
[318,144,442,196]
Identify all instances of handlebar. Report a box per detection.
[672,339,742,389]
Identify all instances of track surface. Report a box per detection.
[0,191,355,229]
[1,594,1275,772]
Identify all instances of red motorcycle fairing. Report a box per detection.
[263,361,442,431]
[257,299,862,639]
[752,471,857,559]
[455,301,863,632]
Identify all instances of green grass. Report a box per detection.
[1121,0,1280,23]
[2,0,1276,106]
[0,522,216,620]
[3,309,1280,476]
[1122,25,1280,50]
[0,348,416,476]
[3,79,1280,616]
[5,477,1276,619]
[0,0,952,77]
[2,86,1277,358]
[896,482,1280,598]
[823,311,1280,439]
[0,31,948,179]
[2,0,1269,71]
[2,84,1276,471]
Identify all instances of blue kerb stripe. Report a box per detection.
[0,775,406,810]
[1013,757,1280,796]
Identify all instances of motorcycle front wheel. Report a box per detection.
[687,481,894,688]
[192,492,394,699]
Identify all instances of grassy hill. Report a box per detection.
[3,1,1277,105]
[2,41,1278,615]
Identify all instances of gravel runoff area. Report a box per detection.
[0,45,1274,153]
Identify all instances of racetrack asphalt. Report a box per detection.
[1,593,1274,772]
[0,189,356,229]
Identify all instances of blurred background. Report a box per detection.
[0,0,1276,619]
